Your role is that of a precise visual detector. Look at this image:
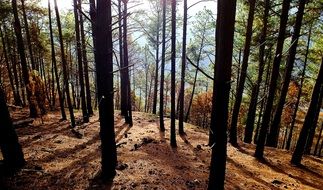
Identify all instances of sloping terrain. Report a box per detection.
[0,110,322,190]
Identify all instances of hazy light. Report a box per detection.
[40,0,73,10]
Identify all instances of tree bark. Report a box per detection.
[11,47,23,107]
[0,86,25,170]
[95,0,117,179]
[267,0,306,147]
[89,0,97,109]
[54,0,76,127]
[255,0,291,159]
[185,26,206,123]
[21,0,36,70]
[170,0,177,148]
[159,0,166,132]
[291,57,323,165]
[12,0,37,118]
[244,0,269,144]
[79,0,93,116]
[229,0,255,146]
[119,0,127,116]
[0,25,22,106]
[73,0,89,123]
[304,90,323,154]
[314,123,323,156]
[208,0,236,189]
[152,10,160,115]
[48,0,66,120]
[122,0,133,126]
[178,0,187,135]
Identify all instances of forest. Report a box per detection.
[0,0,322,189]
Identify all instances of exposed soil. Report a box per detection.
[0,109,322,190]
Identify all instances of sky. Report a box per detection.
[40,0,73,10]
[40,0,216,15]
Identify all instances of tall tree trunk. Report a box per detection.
[254,48,272,144]
[286,26,311,150]
[18,62,26,106]
[152,10,160,115]
[178,0,187,135]
[48,0,66,119]
[12,0,37,118]
[267,0,306,147]
[185,26,206,122]
[11,47,23,107]
[89,0,97,109]
[0,25,22,106]
[79,0,93,116]
[208,0,236,189]
[319,138,323,157]
[54,0,75,127]
[170,0,177,148]
[229,0,255,146]
[144,57,149,112]
[95,0,117,179]
[244,0,269,143]
[255,0,291,159]
[21,0,35,70]
[0,86,25,170]
[291,57,323,165]
[123,0,133,126]
[51,51,55,109]
[304,90,323,154]
[159,0,166,132]
[119,0,127,116]
[314,123,323,156]
[73,0,89,123]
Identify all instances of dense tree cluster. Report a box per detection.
[0,0,322,188]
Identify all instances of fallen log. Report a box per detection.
[13,118,34,128]
[7,104,23,109]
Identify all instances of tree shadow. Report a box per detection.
[36,133,100,164]
[76,119,99,129]
[236,144,254,156]
[159,131,166,143]
[86,173,114,190]
[259,158,322,189]
[226,157,280,190]
[235,144,323,189]
[292,163,322,179]
[179,134,208,165]
[46,149,100,189]
[115,124,132,143]
[303,155,323,165]
[139,141,197,178]
[18,121,70,145]
[115,123,129,137]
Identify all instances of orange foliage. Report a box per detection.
[189,91,213,128]
[282,81,299,126]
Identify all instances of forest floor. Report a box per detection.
[0,109,322,190]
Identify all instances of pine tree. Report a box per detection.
[229,0,256,146]
[12,0,38,118]
[54,0,76,127]
[291,57,323,165]
[0,86,25,171]
[208,0,236,189]
[267,0,307,148]
[255,0,291,159]
[159,0,167,132]
[170,0,177,148]
[95,0,117,179]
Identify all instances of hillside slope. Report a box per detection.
[1,110,322,190]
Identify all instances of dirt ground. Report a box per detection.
[0,109,322,190]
